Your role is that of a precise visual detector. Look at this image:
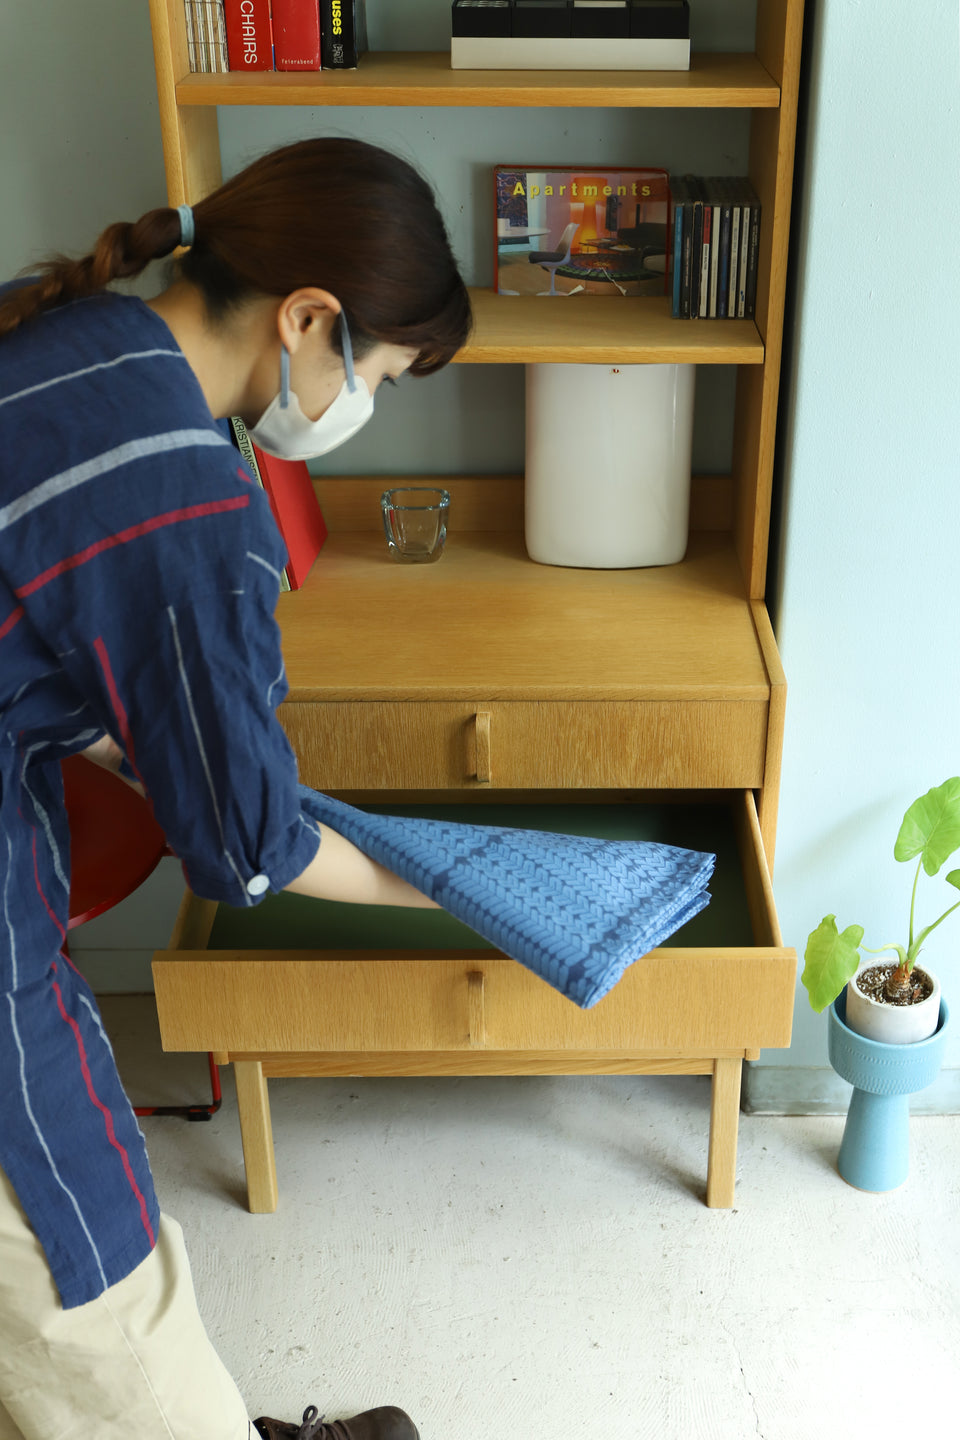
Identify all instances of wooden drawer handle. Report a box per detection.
[474,711,491,784]
[467,970,486,1047]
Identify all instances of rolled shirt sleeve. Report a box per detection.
[60,559,321,907]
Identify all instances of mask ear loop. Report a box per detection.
[280,312,355,409]
[339,310,358,394]
[279,345,292,410]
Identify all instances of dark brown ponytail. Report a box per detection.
[0,209,185,339]
[1,138,472,372]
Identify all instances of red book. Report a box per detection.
[228,418,328,591]
[224,0,274,71]
[272,0,321,70]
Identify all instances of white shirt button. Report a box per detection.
[246,873,270,896]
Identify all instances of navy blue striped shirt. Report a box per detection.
[0,286,320,1307]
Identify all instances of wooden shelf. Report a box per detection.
[458,290,763,364]
[174,50,780,109]
[277,530,771,703]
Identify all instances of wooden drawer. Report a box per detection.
[152,791,795,1211]
[153,792,794,1062]
[280,700,768,791]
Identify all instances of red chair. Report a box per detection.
[62,754,221,1120]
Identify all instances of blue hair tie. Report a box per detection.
[176,204,195,248]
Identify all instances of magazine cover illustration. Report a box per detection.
[495,167,669,297]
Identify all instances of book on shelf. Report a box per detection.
[320,2,368,69]
[669,174,694,318]
[728,198,742,319]
[698,192,712,319]
[669,176,761,320]
[226,417,329,591]
[184,2,229,73]
[272,0,322,71]
[688,180,704,318]
[741,191,761,319]
[224,0,274,71]
[495,165,670,297]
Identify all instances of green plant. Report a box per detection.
[802,777,960,1013]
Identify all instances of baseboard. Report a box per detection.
[742,1063,960,1115]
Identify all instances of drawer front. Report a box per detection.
[153,794,795,1058]
[281,700,767,790]
[153,947,795,1057]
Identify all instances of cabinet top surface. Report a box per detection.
[277,531,771,702]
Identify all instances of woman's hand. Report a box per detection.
[80,733,125,773]
[79,734,145,796]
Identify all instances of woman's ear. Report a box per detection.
[276,288,341,355]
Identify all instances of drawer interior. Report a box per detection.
[208,797,756,952]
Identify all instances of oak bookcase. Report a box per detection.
[147,0,804,1211]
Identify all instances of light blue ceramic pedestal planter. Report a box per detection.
[828,991,950,1192]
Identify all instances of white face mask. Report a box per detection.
[250,310,374,461]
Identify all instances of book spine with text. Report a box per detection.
[225,0,274,71]
[689,183,704,319]
[320,1,369,69]
[716,198,732,319]
[744,199,761,319]
[670,186,684,318]
[737,200,751,318]
[698,202,712,319]
[272,0,321,71]
[728,201,742,319]
[669,176,694,319]
[707,192,721,318]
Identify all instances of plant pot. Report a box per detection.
[827,990,950,1192]
[844,960,941,1044]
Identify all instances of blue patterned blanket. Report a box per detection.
[298,789,715,1009]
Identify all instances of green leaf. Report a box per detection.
[947,870,960,892]
[802,915,865,1014]
[894,778,960,876]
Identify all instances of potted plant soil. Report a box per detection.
[801,777,958,1190]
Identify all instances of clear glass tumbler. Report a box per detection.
[380,487,451,563]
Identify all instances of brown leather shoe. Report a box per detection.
[253,1404,420,1440]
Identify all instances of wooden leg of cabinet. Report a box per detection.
[706,1056,742,1209]
[234,1061,278,1214]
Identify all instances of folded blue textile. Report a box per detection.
[298,788,715,1010]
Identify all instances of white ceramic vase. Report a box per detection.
[524,361,696,568]
[844,961,941,1045]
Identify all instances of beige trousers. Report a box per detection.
[0,1165,251,1440]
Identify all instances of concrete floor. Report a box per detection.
[102,996,960,1440]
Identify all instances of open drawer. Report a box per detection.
[152,791,796,1212]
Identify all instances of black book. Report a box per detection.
[737,180,761,320]
[669,176,695,319]
[716,183,733,319]
[688,178,705,320]
[320,1,368,69]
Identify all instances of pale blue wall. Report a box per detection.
[755,0,960,1105]
[2,1,957,1106]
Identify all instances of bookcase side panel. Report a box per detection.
[149,0,223,207]
[733,0,805,597]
